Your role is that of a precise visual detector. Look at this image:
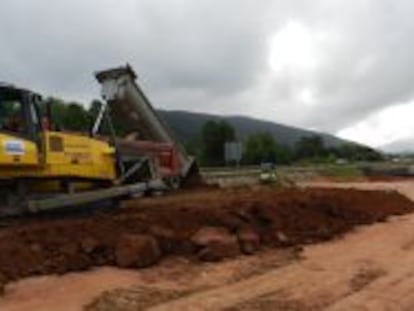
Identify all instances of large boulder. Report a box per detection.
[191,227,240,261]
[115,234,161,268]
[149,226,195,255]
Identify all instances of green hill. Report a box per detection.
[158,110,353,147]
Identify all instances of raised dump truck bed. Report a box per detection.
[95,65,196,182]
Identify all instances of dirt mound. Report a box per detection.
[0,186,412,283]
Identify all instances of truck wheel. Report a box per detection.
[168,176,181,190]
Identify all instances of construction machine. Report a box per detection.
[0,65,196,216]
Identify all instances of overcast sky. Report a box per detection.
[1,0,414,150]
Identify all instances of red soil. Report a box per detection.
[0,186,412,284]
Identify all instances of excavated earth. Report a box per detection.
[0,185,413,285]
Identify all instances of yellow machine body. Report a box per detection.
[0,67,194,215]
[0,131,116,183]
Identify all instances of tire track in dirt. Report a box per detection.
[326,262,414,311]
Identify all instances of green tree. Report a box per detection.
[43,97,66,130]
[62,103,90,132]
[89,99,136,136]
[332,143,383,161]
[42,97,90,132]
[243,132,293,165]
[200,120,236,166]
[88,99,102,118]
[295,135,326,160]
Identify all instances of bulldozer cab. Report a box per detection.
[0,85,43,141]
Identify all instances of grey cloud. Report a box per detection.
[1,0,414,146]
[294,1,414,130]
[0,0,279,98]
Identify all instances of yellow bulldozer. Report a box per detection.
[0,65,196,216]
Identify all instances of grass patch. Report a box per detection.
[320,165,363,181]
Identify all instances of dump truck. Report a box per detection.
[0,65,197,216]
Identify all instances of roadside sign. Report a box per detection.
[224,141,242,165]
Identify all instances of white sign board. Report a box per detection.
[3,140,25,155]
[224,141,242,164]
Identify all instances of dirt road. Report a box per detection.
[1,181,414,310]
[146,211,414,310]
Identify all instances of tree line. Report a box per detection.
[191,120,383,166]
[41,98,383,166]
[43,98,130,135]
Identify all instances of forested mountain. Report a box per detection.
[158,110,351,147]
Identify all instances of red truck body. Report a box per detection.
[116,138,181,180]
[133,140,181,179]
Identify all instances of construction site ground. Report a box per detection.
[1,180,414,310]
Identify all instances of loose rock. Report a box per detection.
[276,232,289,245]
[192,227,240,261]
[81,237,99,254]
[237,228,260,255]
[115,234,161,268]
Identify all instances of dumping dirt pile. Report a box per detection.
[0,186,412,283]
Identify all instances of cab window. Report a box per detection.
[29,96,41,129]
[0,98,25,134]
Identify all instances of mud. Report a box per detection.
[0,186,412,284]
